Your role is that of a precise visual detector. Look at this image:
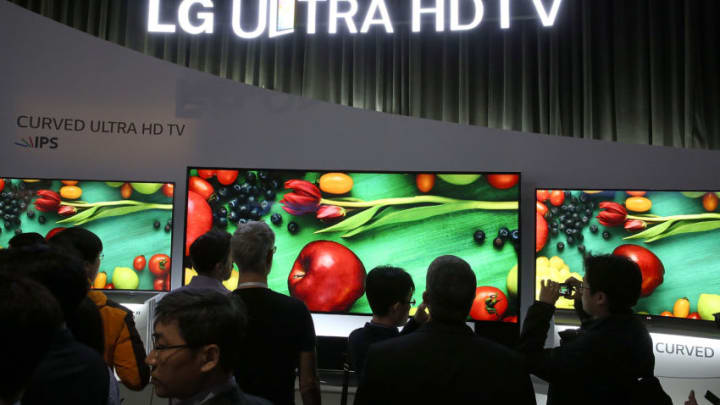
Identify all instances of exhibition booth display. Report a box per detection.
[1,2,719,403]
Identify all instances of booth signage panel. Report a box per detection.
[555,326,720,379]
[147,0,564,37]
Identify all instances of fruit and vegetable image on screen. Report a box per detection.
[535,189,720,321]
[184,169,520,318]
[0,178,174,291]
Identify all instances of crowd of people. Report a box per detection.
[1,221,687,405]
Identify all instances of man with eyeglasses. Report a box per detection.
[518,254,660,405]
[176,229,234,294]
[348,266,429,376]
[230,221,321,405]
[147,289,270,405]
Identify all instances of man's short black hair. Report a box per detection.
[426,255,476,323]
[0,247,89,320]
[0,272,63,403]
[8,232,46,249]
[47,227,103,264]
[365,266,415,316]
[155,290,247,372]
[585,254,642,314]
[190,229,232,275]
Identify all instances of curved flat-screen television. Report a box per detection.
[184,168,521,320]
[535,188,720,323]
[0,177,174,291]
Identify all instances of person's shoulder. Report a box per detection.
[471,335,521,358]
[367,328,419,353]
[87,290,107,306]
[104,298,133,315]
[240,392,273,405]
[349,326,365,340]
[46,330,107,371]
[599,314,650,339]
[267,290,311,312]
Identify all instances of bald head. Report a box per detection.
[425,255,476,323]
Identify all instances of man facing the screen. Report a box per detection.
[348,266,429,376]
[175,229,233,294]
[231,221,321,405]
[354,255,536,405]
[48,227,150,391]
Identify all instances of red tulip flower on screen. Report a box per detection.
[596,202,627,227]
[280,180,322,215]
[58,205,78,216]
[316,205,345,220]
[34,190,61,212]
[624,219,647,231]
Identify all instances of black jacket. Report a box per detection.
[354,320,537,405]
[199,385,273,405]
[348,318,420,375]
[517,302,655,405]
[22,328,110,405]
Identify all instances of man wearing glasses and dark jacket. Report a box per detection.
[518,254,665,405]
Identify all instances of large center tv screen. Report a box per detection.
[535,189,720,322]
[184,168,520,320]
[0,177,174,291]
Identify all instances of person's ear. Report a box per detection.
[265,249,274,274]
[592,291,608,307]
[390,301,402,315]
[199,344,220,373]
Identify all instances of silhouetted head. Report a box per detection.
[424,255,476,323]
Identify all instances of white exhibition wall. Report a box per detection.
[1,2,718,401]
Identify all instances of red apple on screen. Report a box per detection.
[612,244,664,297]
[185,190,213,256]
[288,241,366,312]
[536,212,548,253]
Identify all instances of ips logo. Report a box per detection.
[15,136,59,149]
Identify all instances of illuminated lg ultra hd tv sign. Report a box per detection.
[148,0,563,38]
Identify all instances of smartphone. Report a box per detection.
[558,283,575,299]
[706,390,720,405]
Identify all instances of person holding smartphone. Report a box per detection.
[517,254,658,405]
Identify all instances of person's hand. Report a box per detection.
[539,280,561,305]
[685,390,698,405]
[413,301,430,324]
[564,277,583,300]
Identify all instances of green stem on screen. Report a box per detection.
[57,202,173,225]
[320,195,518,210]
[61,200,150,208]
[628,213,720,222]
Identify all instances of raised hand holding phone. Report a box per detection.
[539,279,561,305]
